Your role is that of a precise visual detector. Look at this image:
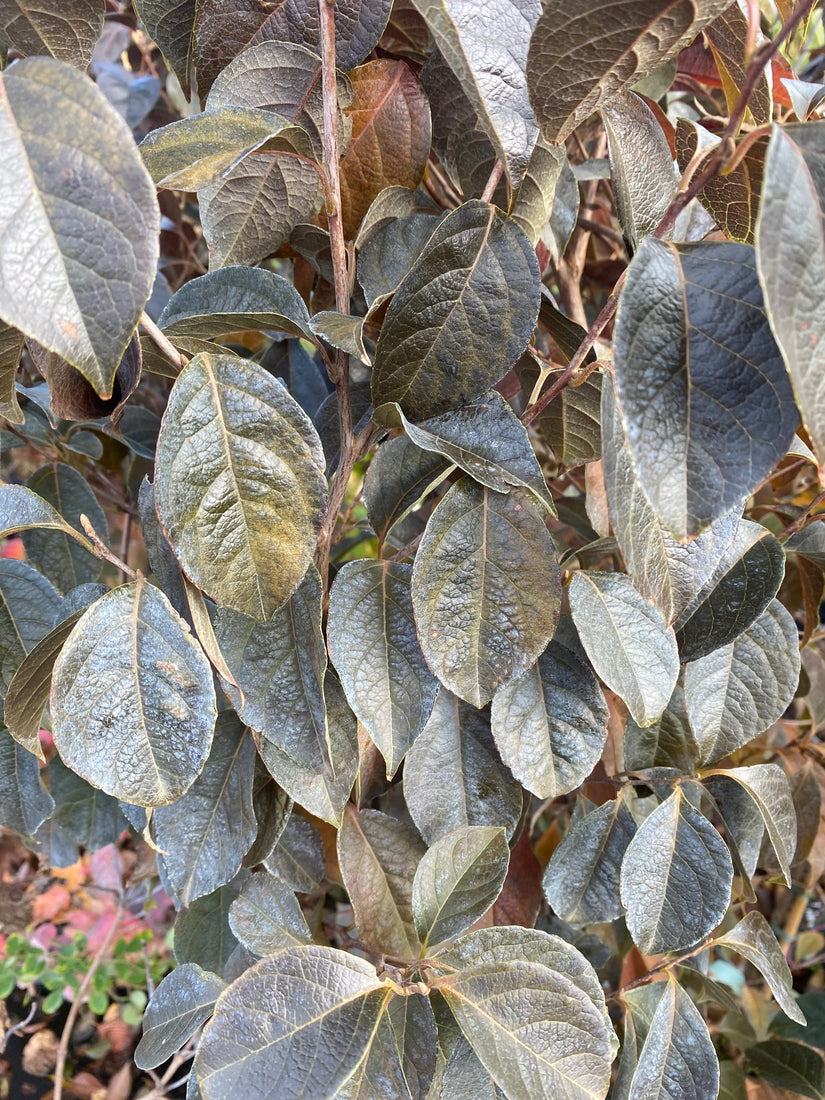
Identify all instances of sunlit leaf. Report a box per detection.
[403,688,522,845]
[135,964,226,1072]
[490,617,608,799]
[620,789,732,954]
[338,805,424,960]
[194,947,389,1100]
[155,352,327,621]
[613,238,798,538]
[432,927,616,1100]
[683,600,800,765]
[544,797,636,925]
[509,139,567,246]
[372,200,540,422]
[152,713,257,907]
[527,0,731,144]
[0,483,95,554]
[706,2,772,126]
[0,57,159,397]
[714,911,805,1024]
[410,0,540,183]
[51,576,217,807]
[412,825,508,950]
[622,977,719,1100]
[412,479,561,708]
[132,0,196,96]
[335,994,438,1100]
[707,763,796,887]
[569,570,679,727]
[0,321,23,423]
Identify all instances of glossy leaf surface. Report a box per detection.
[135,964,226,1071]
[228,871,312,956]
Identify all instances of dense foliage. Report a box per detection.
[1,1,825,1097]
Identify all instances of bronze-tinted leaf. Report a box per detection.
[155,352,327,621]
[0,321,23,423]
[411,479,561,708]
[27,332,141,424]
[50,576,217,807]
[0,0,104,70]
[132,0,196,96]
[527,0,732,144]
[340,59,431,240]
[372,200,540,422]
[22,463,106,593]
[705,3,772,126]
[0,58,159,397]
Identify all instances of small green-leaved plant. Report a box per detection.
[0,0,824,1097]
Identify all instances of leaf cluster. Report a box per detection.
[1,1,825,1098]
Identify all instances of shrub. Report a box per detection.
[1,1,824,1098]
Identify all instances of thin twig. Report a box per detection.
[784,489,825,536]
[139,312,186,373]
[80,514,137,580]
[53,901,125,1100]
[118,511,132,585]
[0,1001,36,1055]
[480,160,505,204]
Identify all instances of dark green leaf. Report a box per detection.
[22,463,105,593]
[620,789,733,954]
[747,1039,825,1100]
[569,570,679,727]
[0,558,62,698]
[433,927,616,1100]
[158,267,313,342]
[773,992,825,1049]
[4,607,87,758]
[372,200,540,422]
[132,0,196,96]
[757,123,825,476]
[51,576,216,807]
[543,797,637,925]
[707,763,796,887]
[603,90,676,251]
[329,561,438,776]
[363,434,451,548]
[526,0,731,144]
[536,372,602,468]
[623,680,699,773]
[409,0,540,184]
[622,978,719,1100]
[309,312,370,366]
[0,321,23,423]
[193,0,391,98]
[193,947,389,1099]
[0,483,95,554]
[50,756,127,850]
[174,879,244,975]
[152,713,257,907]
[0,727,53,836]
[441,1036,505,1100]
[603,374,742,624]
[140,106,312,191]
[135,963,226,1072]
[336,993,437,1100]
[243,760,292,867]
[0,0,104,70]
[338,805,425,960]
[403,688,522,845]
[215,567,357,825]
[0,57,159,397]
[155,352,327,621]
[613,238,798,538]
[412,825,508,950]
[394,392,554,513]
[261,338,330,420]
[412,479,561,708]
[683,600,800,765]
[490,616,608,799]
[264,812,325,893]
[357,213,441,305]
[714,911,805,1024]
[674,520,785,660]
[228,870,312,956]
